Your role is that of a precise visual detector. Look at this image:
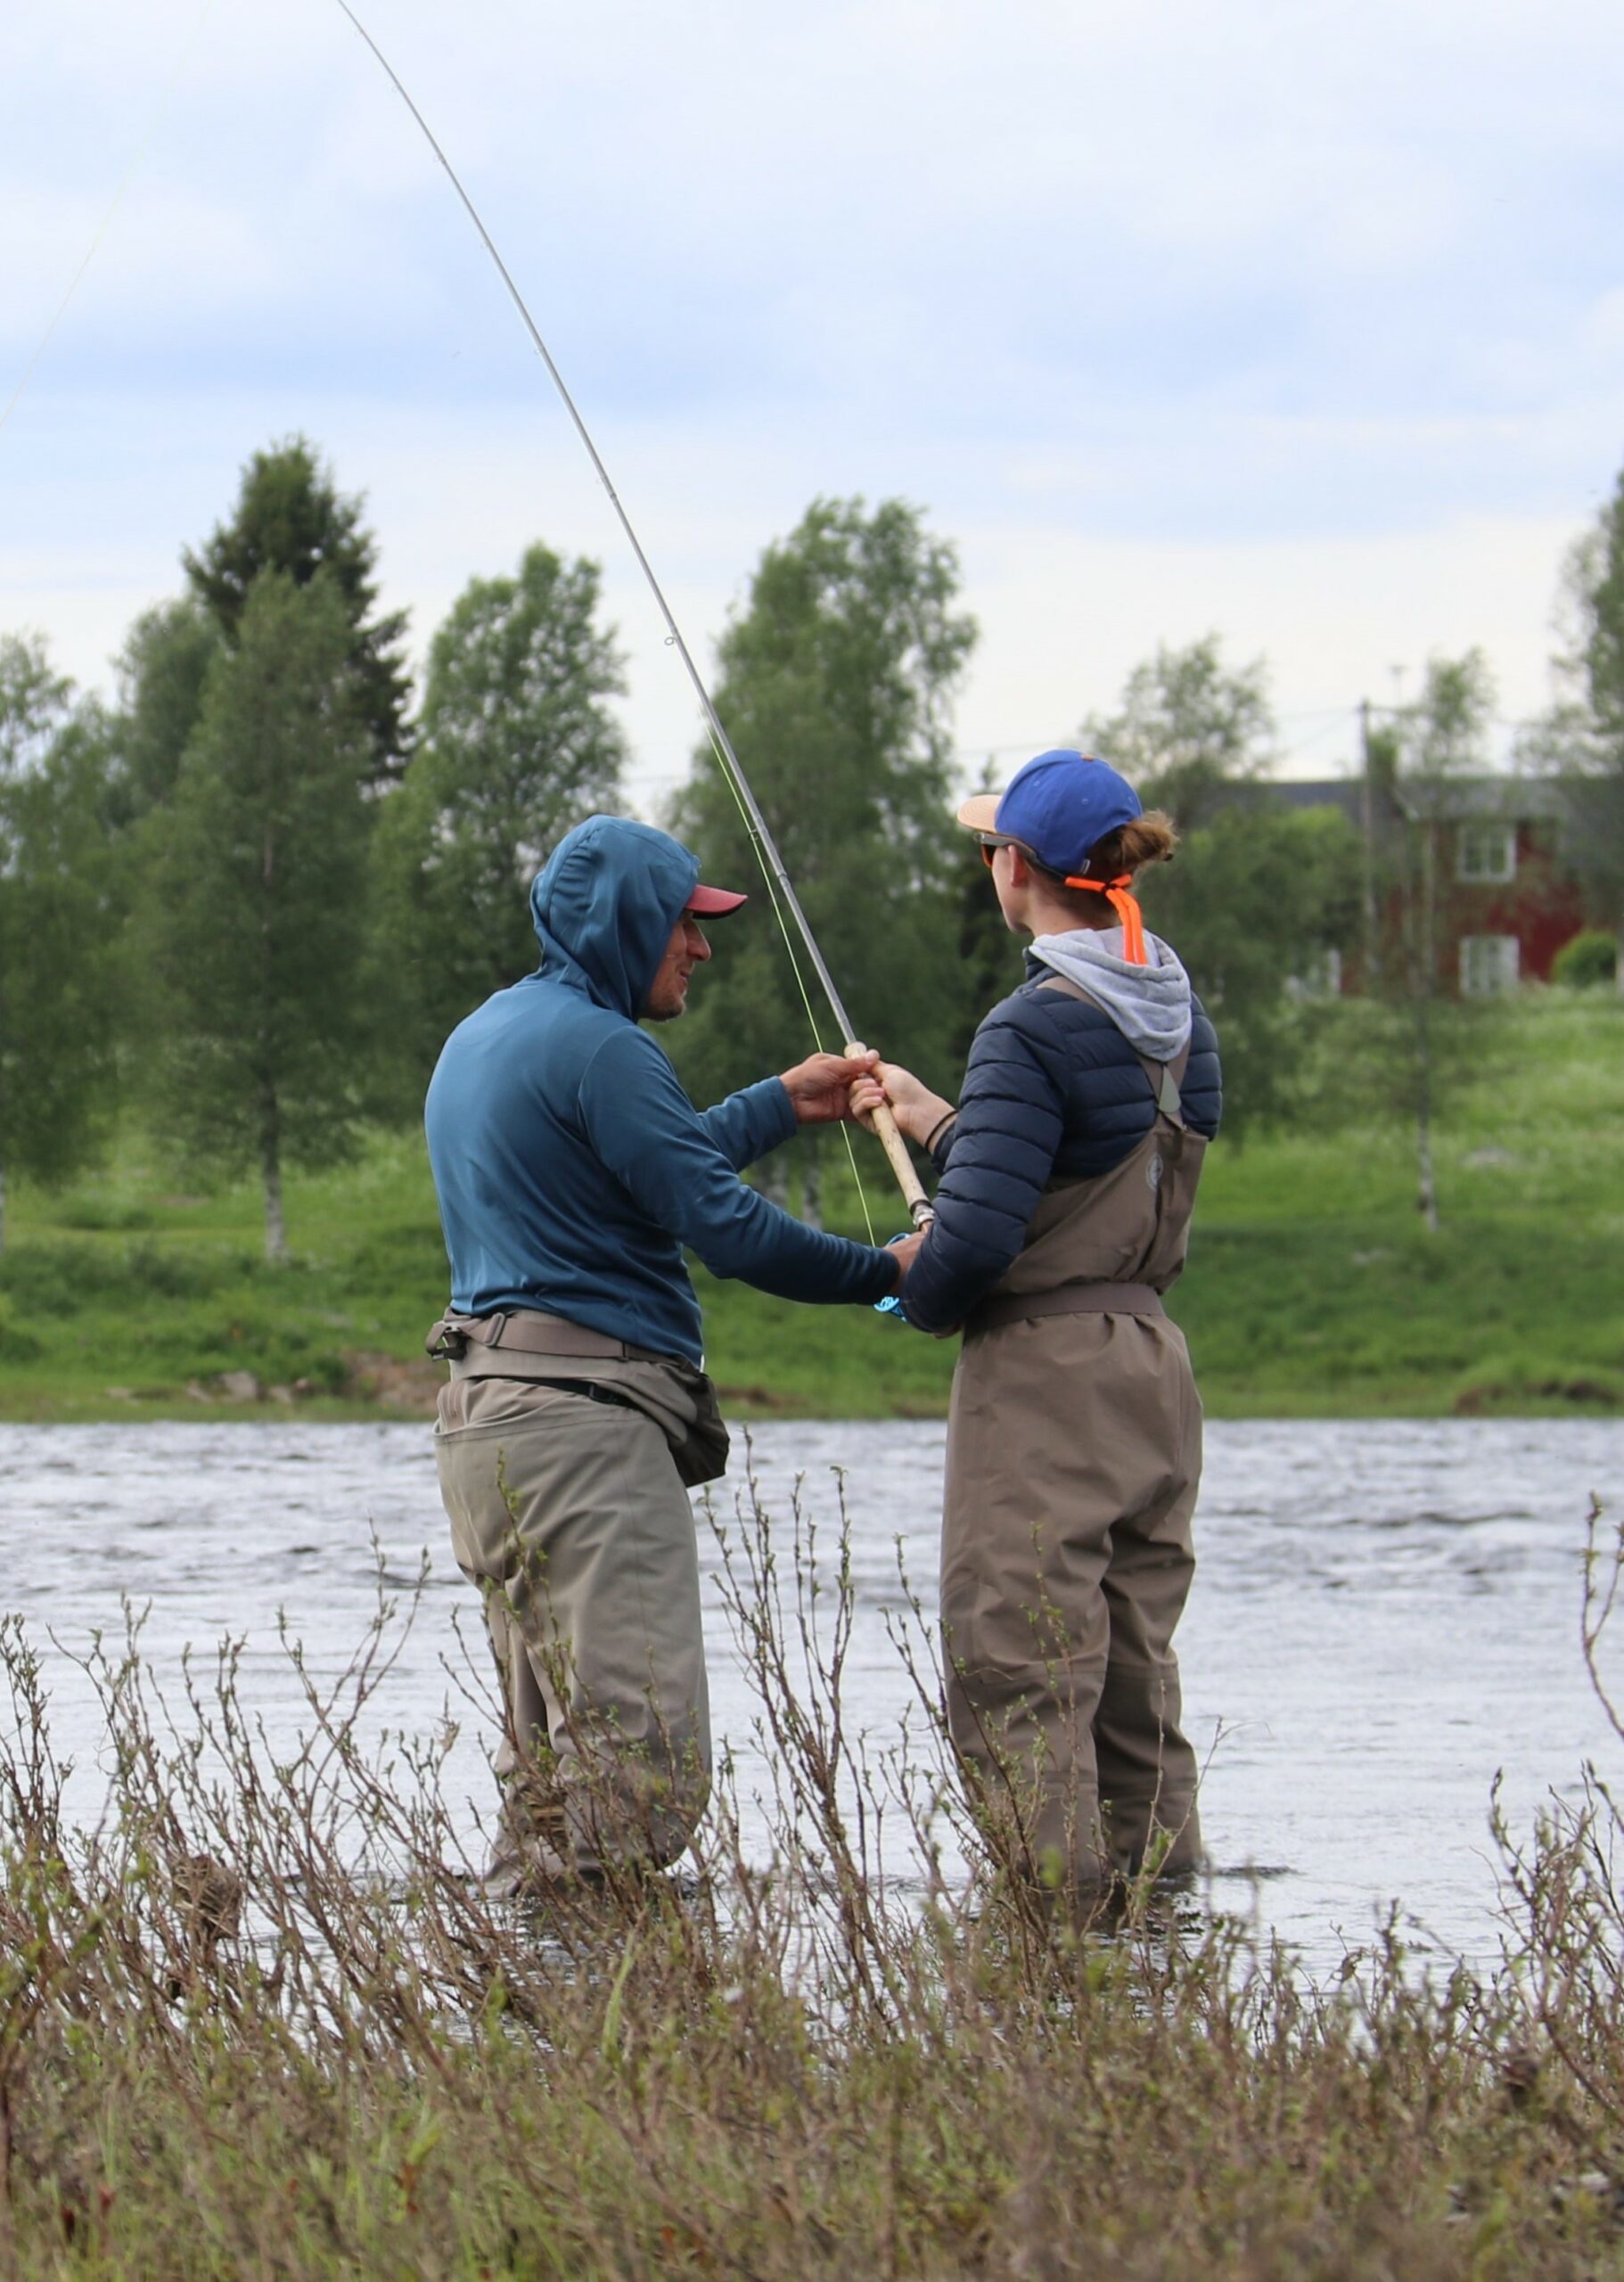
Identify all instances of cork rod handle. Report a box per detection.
[845,1041,934,1229]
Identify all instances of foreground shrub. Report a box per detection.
[1552,929,1620,989]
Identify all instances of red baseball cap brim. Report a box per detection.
[685,882,749,916]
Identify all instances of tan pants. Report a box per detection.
[434,1376,711,1880]
[941,1311,1202,1890]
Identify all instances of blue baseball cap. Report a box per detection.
[956,749,1142,878]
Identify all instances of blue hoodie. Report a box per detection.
[424,815,895,1365]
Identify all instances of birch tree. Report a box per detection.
[1297,655,1496,1230]
[1391,652,1495,1230]
[1526,472,1624,988]
[143,573,373,1263]
[111,597,222,825]
[370,543,627,1103]
[0,635,119,1249]
[668,497,976,1213]
[1083,636,1358,1136]
[1080,635,1274,830]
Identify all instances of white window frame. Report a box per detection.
[1456,820,1516,883]
[1459,934,1520,996]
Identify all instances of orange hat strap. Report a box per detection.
[1064,872,1146,965]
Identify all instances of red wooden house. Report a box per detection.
[1267,775,1587,996]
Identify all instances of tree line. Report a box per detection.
[4,437,1622,1259]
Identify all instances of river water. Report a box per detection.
[4,1416,1622,1974]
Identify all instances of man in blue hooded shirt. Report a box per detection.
[425,814,914,1894]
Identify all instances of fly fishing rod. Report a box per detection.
[333,1,932,1229]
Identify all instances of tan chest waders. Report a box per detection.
[940,976,1208,1892]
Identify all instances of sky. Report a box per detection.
[3,0,1622,814]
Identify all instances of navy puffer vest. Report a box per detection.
[899,968,1222,1335]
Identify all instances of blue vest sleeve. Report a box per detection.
[901,1009,1065,1334]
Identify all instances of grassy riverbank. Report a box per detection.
[4,1490,1624,2282]
[1,990,1619,1422]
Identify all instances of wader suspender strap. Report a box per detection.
[1036,973,1191,1124]
[958,974,1198,1336]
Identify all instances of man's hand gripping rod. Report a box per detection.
[334,0,934,1233]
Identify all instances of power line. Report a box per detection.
[954,697,1550,763]
[0,0,217,441]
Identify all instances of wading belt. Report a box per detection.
[425,1309,641,1363]
[970,1281,1167,1334]
[425,1308,730,1486]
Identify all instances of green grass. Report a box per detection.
[3,989,1620,1420]
[0,1129,451,1423]
[1182,988,1624,1416]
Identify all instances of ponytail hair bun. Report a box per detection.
[1079,809,1177,881]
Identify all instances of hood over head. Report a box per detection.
[529,815,701,1018]
[1029,926,1194,1062]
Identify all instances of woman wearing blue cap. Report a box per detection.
[853,749,1222,1898]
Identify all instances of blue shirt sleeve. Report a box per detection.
[900,1009,1066,1334]
[579,1030,894,1305]
[696,1077,797,1170]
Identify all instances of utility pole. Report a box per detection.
[1359,698,1382,988]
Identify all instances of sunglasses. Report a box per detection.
[978,834,1014,866]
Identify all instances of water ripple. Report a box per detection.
[2,1414,1620,1972]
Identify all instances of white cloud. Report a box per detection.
[2,0,1621,820]
[956,510,1582,768]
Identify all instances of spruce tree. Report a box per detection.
[185,437,411,786]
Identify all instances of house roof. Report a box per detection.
[1390,776,1571,824]
[1218,772,1572,827]
[1260,777,1367,823]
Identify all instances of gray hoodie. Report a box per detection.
[1029,925,1194,1062]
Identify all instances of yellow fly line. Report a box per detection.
[332,0,931,1231]
[700,722,880,1243]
